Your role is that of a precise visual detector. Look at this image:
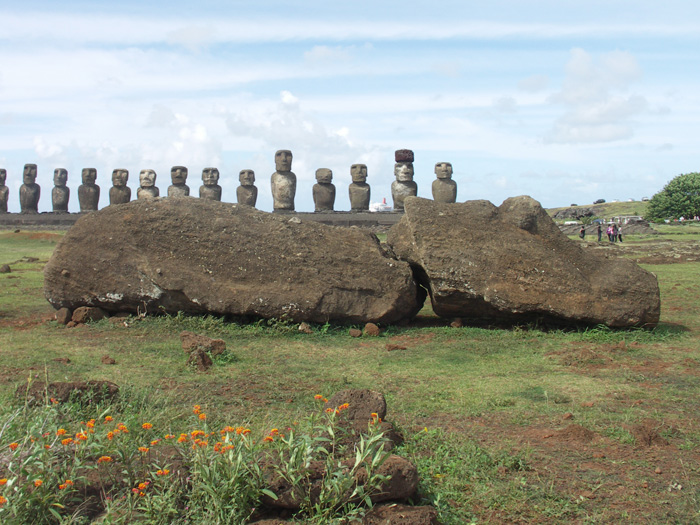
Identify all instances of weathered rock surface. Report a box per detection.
[18,380,119,406]
[387,196,660,327]
[44,198,423,324]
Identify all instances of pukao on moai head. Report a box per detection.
[271,149,296,211]
[349,163,370,211]
[168,166,190,197]
[78,168,100,212]
[199,167,222,201]
[0,169,8,213]
[109,169,131,205]
[313,168,335,212]
[391,149,417,212]
[19,163,40,214]
[137,169,159,200]
[236,169,258,207]
[52,168,70,213]
[431,162,457,204]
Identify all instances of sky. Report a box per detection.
[1,0,699,213]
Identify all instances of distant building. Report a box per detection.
[370,198,392,212]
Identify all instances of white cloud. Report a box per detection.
[518,74,548,92]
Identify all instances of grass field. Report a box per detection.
[1,227,700,523]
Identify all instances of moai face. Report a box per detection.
[171,166,188,185]
[202,168,220,186]
[394,162,414,182]
[53,169,68,186]
[351,164,367,183]
[81,168,97,185]
[0,169,6,185]
[112,169,129,187]
[275,150,293,172]
[23,164,37,184]
[139,169,156,187]
[315,168,333,184]
[239,169,255,186]
[435,162,453,180]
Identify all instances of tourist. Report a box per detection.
[618,225,623,243]
[579,226,585,240]
[597,223,602,242]
[607,224,613,242]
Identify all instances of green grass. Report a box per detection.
[2,228,700,523]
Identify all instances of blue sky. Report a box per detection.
[1,1,699,212]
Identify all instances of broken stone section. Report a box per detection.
[43,198,424,324]
[387,196,660,328]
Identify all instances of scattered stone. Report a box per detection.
[363,455,419,503]
[71,306,108,324]
[581,401,595,408]
[18,380,119,406]
[655,467,662,475]
[0,264,10,274]
[101,355,116,365]
[298,322,313,334]
[387,196,660,328]
[563,412,574,420]
[349,328,362,338]
[55,307,72,325]
[180,331,225,356]
[187,349,213,372]
[449,318,463,328]
[364,322,380,336]
[593,452,606,459]
[66,321,77,328]
[386,344,407,352]
[44,198,423,324]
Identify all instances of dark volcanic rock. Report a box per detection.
[387,196,660,328]
[44,199,423,324]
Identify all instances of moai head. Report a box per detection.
[0,169,6,185]
[351,164,367,183]
[394,162,414,182]
[139,169,156,187]
[202,168,220,186]
[81,168,97,185]
[435,162,453,180]
[315,168,333,184]
[112,169,129,187]
[23,164,38,184]
[239,169,255,186]
[53,168,68,186]
[171,166,188,185]
[274,150,293,172]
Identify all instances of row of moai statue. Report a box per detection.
[0,149,457,214]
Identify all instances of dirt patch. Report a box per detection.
[27,232,63,242]
[630,420,670,447]
[387,333,435,348]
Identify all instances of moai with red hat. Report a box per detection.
[391,149,417,211]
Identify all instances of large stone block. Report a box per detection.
[44,198,423,324]
[387,196,660,328]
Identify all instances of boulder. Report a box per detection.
[180,331,226,356]
[44,199,423,324]
[18,380,119,406]
[387,196,660,328]
[72,306,108,324]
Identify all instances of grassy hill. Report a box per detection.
[548,200,649,221]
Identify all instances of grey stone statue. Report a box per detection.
[109,169,131,205]
[0,169,9,213]
[236,169,258,207]
[348,164,370,211]
[431,162,457,203]
[168,166,190,197]
[78,168,100,212]
[19,164,40,214]
[313,168,336,212]
[271,149,296,211]
[391,149,417,212]
[137,169,159,200]
[199,168,222,201]
[52,168,70,213]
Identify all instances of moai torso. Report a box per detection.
[137,170,159,200]
[109,169,131,205]
[391,150,417,212]
[19,164,40,214]
[432,162,457,203]
[168,166,190,197]
[236,169,258,207]
[78,168,100,212]
[313,168,335,212]
[271,150,296,211]
[0,170,9,213]
[52,169,70,213]
[199,168,222,201]
[348,164,370,211]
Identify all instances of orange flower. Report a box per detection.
[104,415,113,422]
[61,438,74,446]
[164,434,175,440]
[0,478,7,485]
[56,428,67,436]
[314,394,324,400]
[339,403,350,411]
[263,436,273,442]
[198,413,206,421]
[370,412,378,419]
[0,495,6,506]
[75,431,88,441]
[177,434,188,443]
[142,423,153,430]
[156,469,170,476]
[270,428,279,435]
[138,481,149,490]
[138,447,149,454]
[150,439,161,446]
[191,430,205,439]
[107,432,114,440]
[325,408,334,413]
[34,479,43,487]
[44,444,51,450]
[220,444,235,453]
[221,426,235,434]
[193,405,201,415]
[117,423,128,433]
[58,480,73,490]
[8,443,18,451]
[97,456,112,463]
[50,397,59,405]
[86,419,96,429]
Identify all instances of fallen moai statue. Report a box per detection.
[43,198,423,324]
[386,196,660,328]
